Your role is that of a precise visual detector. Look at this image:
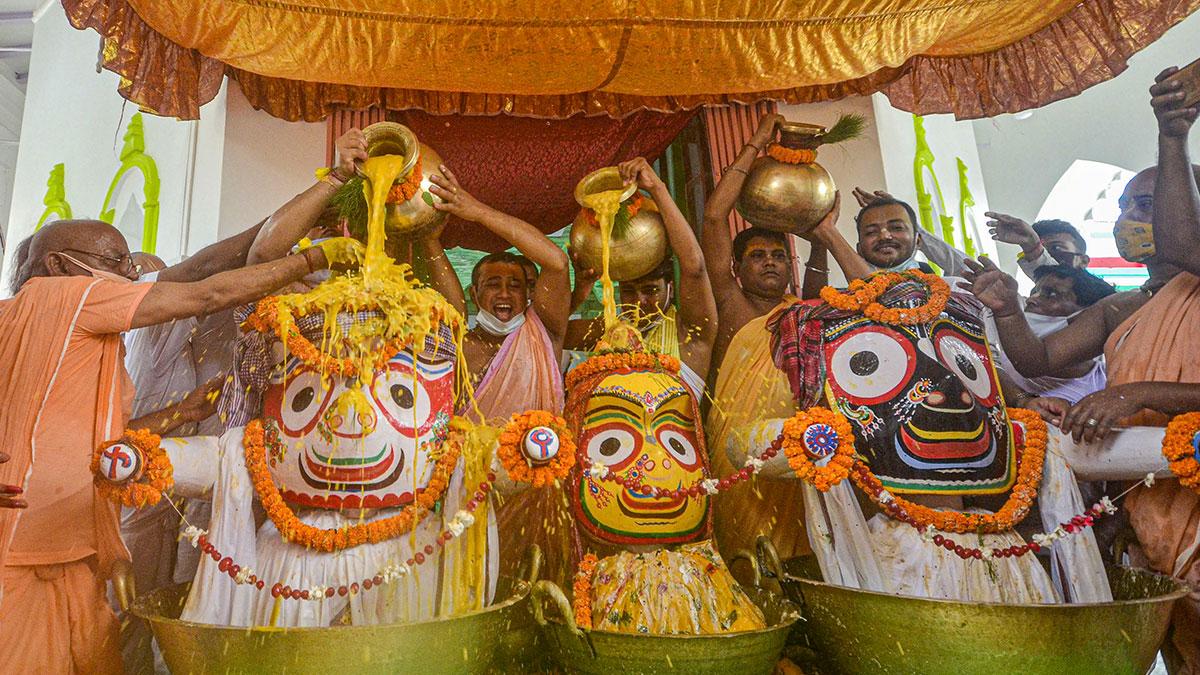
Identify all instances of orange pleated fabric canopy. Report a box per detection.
[65,0,1199,120]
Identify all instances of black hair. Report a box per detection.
[471,251,528,287]
[732,227,788,263]
[854,197,918,234]
[634,254,675,284]
[1031,219,1086,254]
[1032,264,1116,308]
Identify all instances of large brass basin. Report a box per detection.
[530,572,799,674]
[131,549,544,674]
[777,554,1188,674]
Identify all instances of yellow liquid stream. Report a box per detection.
[581,189,624,330]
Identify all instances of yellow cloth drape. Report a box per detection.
[64,0,1200,120]
[706,300,811,564]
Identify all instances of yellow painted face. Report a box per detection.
[572,370,708,545]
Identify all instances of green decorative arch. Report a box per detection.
[99,113,161,253]
[35,163,72,229]
[911,115,957,251]
[956,157,979,257]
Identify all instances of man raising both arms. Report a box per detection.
[700,113,843,566]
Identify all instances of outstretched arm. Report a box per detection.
[702,114,782,311]
[619,157,717,374]
[132,240,360,329]
[429,166,570,342]
[244,129,368,266]
[1150,66,1200,275]
[962,256,1105,377]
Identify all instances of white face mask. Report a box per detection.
[1023,310,1075,338]
[475,308,526,336]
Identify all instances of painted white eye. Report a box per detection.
[658,429,698,467]
[585,428,638,467]
[371,372,433,432]
[935,333,995,402]
[827,329,913,403]
[280,369,327,432]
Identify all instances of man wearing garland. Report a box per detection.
[968,67,1200,672]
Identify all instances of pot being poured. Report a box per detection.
[569,166,668,283]
[360,122,446,235]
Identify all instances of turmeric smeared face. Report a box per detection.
[262,349,455,510]
[573,370,708,545]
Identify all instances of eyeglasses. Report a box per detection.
[61,248,137,274]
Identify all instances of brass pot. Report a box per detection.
[735,121,836,235]
[569,167,668,282]
[361,122,447,235]
[130,547,547,675]
[766,542,1188,674]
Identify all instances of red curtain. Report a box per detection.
[701,101,804,283]
[328,110,695,252]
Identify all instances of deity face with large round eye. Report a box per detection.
[822,308,1014,495]
[572,369,709,546]
[261,349,456,509]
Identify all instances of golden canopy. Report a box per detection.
[66,0,1198,121]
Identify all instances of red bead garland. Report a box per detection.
[194,474,495,602]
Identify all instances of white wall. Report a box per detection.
[2,1,220,280]
[216,84,325,240]
[972,11,1200,223]
[0,72,22,250]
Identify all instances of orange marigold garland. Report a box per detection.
[244,419,459,552]
[385,164,423,204]
[780,408,856,491]
[819,270,950,325]
[498,410,575,487]
[572,553,599,630]
[244,296,415,378]
[850,408,1047,534]
[1163,412,1200,493]
[92,429,173,508]
[767,144,817,165]
[581,193,644,227]
[566,351,680,392]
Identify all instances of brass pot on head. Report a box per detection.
[735,121,836,236]
[569,167,668,282]
[361,122,447,235]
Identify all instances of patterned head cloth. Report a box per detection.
[218,302,457,429]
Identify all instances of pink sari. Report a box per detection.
[461,311,570,584]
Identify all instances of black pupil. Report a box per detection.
[955,353,978,380]
[391,384,415,409]
[669,438,687,456]
[291,387,315,413]
[599,437,622,457]
[849,351,879,376]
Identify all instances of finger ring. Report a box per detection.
[1086,418,1099,427]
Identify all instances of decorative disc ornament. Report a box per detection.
[523,426,561,465]
[802,423,839,466]
[97,442,143,484]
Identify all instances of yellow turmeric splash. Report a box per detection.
[581,189,625,330]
